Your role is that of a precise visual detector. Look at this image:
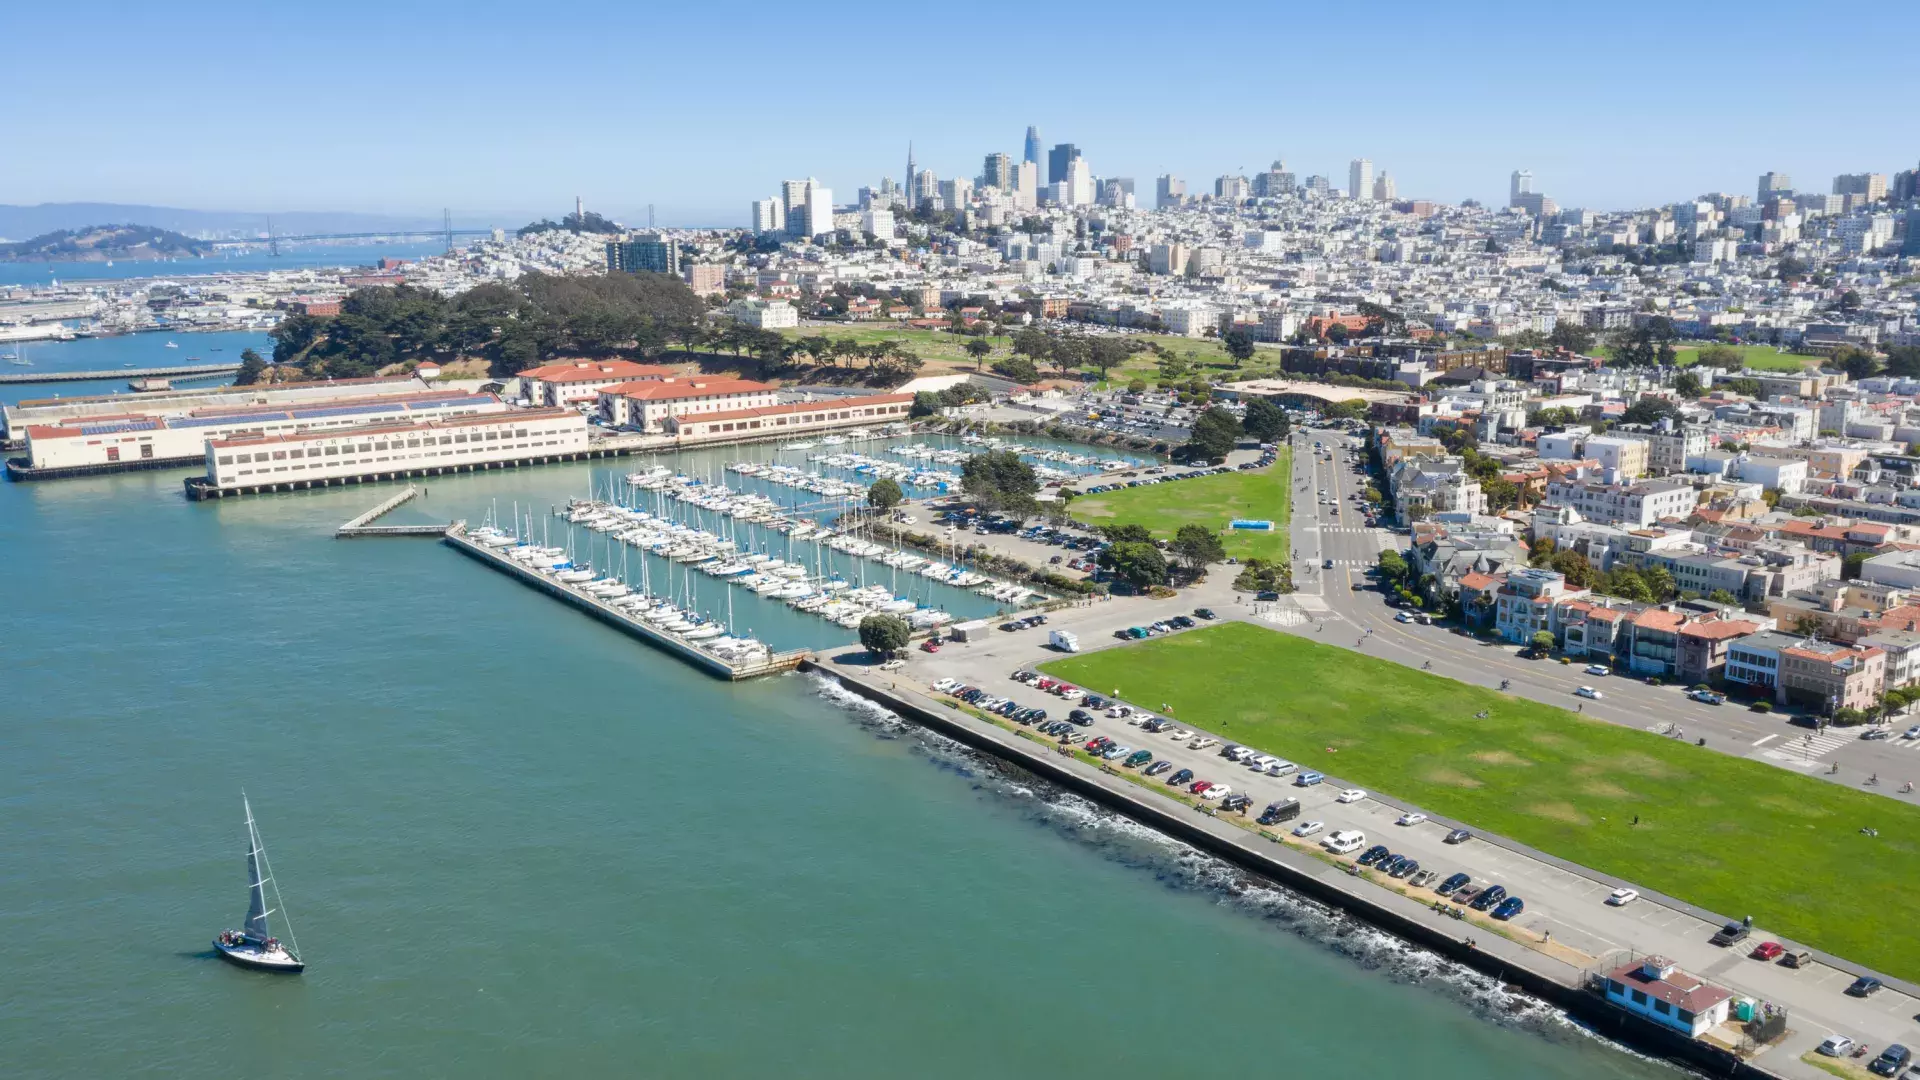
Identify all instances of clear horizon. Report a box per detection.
[3,0,1916,227]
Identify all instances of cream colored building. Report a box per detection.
[202,408,587,491]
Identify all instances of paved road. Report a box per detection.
[1283,428,1920,803]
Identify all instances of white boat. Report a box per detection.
[212,794,304,974]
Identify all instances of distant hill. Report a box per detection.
[0,203,498,242]
[0,224,214,262]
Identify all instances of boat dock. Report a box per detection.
[334,486,450,537]
[442,525,808,681]
[0,362,241,385]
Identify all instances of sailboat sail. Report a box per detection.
[243,798,273,940]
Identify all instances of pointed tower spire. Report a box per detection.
[906,141,917,201]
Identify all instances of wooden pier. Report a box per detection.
[442,525,807,681]
[333,485,453,537]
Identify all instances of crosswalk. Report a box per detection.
[1319,558,1378,568]
[1759,730,1920,768]
[1318,526,1386,535]
[1256,604,1310,627]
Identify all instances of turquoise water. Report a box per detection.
[0,457,1676,1078]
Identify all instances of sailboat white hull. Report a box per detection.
[214,938,304,973]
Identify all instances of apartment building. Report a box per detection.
[1543,478,1697,527]
[597,376,779,432]
[518,360,676,407]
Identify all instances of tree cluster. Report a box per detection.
[960,449,1041,515]
[1179,406,1241,463]
[518,210,621,236]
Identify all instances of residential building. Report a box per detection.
[1832,172,1887,202]
[801,182,835,239]
[1372,172,1396,201]
[1778,638,1884,712]
[1543,478,1697,527]
[1757,171,1792,202]
[1494,566,1584,644]
[686,263,726,297]
[1583,436,1649,479]
[726,298,799,329]
[1601,956,1732,1039]
[1156,174,1186,209]
[983,152,1012,190]
[605,232,679,275]
[1676,617,1764,685]
[1509,170,1533,208]
[596,376,778,432]
[1725,629,1797,696]
[1013,161,1039,210]
[751,198,784,234]
[1859,629,1920,690]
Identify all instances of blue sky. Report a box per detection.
[3,0,1915,227]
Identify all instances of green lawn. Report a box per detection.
[1675,344,1816,372]
[1068,453,1290,559]
[1039,622,1920,980]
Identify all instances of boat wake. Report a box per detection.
[808,674,1679,1069]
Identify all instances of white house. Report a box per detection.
[1601,956,1732,1038]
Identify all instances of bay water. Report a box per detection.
[0,440,1677,1077]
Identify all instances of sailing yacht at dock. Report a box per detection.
[212,794,304,973]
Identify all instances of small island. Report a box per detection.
[0,224,212,263]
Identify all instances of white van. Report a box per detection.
[1323,830,1367,855]
[1265,759,1298,777]
[1224,746,1255,763]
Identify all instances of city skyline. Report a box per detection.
[2,0,1916,223]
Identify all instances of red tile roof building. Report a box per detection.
[518,360,678,407]
[595,376,779,432]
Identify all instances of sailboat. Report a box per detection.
[212,793,305,973]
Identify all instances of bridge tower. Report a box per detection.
[266,216,279,257]
[443,208,453,254]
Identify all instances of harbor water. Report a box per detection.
[0,240,450,287]
[0,330,273,408]
[0,448,1677,1077]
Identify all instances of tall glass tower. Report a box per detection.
[1023,126,1042,165]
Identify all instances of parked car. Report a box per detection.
[1469,885,1508,911]
[1818,1036,1857,1058]
[1408,869,1438,889]
[1710,922,1751,946]
[1688,689,1726,705]
[1584,664,1610,676]
[1605,888,1639,907]
[1189,738,1218,751]
[1322,830,1366,854]
[1867,1043,1911,1077]
[1451,884,1483,906]
[1145,760,1173,777]
[1490,896,1525,920]
[1358,845,1390,866]
[1194,608,1218,620]
[1199,784,1229,801]
[1389,858,1420,879]
[1443,828,1473,845]
[1396,812,1428,826]
[1750,941,1784,961]
[1847,976,1884,997]
[1295,771,1325,787]
[1124,750,1154,768]
[1220,794,1253,813]
[1336,788,1367,804]
[1292,820,1325,838]
[1436,873,1471,896]
[1189,780,1213,795]
[1781,949,1812,969]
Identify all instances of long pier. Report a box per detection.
[0,363,241,385]
[334,485,437,537]
[442,525,807,681]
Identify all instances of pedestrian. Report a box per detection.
[1632,814,1639,826]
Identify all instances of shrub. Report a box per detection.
[1751,701,1773,713]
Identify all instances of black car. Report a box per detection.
[1389,858,1419,879]
[1358,844,1390,866]
[1444,829,1472,845]
[1847,976,1884,998]
[1436,872,1472,896]
[1084,695,1109,710]
[1000,621,1024,632]
[1470,885,1508,911]
[1868,1043,1910,1077]
[1221,794,1253,813]
[1168,768,1194,786]
[1069,709,1093,724]
[1170,616,1195,629]
[1194,608,1217,620]
[1710,922,1751,947]
[1255,591,1281,602]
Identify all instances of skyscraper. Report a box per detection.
[983,152,1012,190]
[1348,159,1373,201]
[781,179,812,236]
[751,198,784,234]
[1373,173,1396,202]
[1758,171,1792,203]
[1048,143,1080,185]
[905,143,917,208]
[1156,175,1186,209]
[802,182,834,239]
[1509,169,1533,207]
[1023,126,1042,165]
[1066,159,1094,206]
[1013,161,1038,210]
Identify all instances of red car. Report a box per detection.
[1750,941,1784,961]
[920,640,940,653]
[1190,780,1213,795]
[1084,738,1112,752]
[1036,678,1058,691]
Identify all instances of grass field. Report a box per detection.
[1038,621,1920,980]
[1067,453,1290,559]
[1594,342,1818,373]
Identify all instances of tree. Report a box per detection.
[1181,406,1241,463]
[1884,345,1920,379]
[1101,523,1154,544]
[960,449,1040,515]
[1695,343,1743,369]
[910,391,940,418]
[867,477,904,511]
[1843,550,1871,580]
[1622,396,1681,426]
[1089,337,1132,381]
[1050,335,1091,377]
[1377,549,1410,584]
[1099,540,1169,592]
[1707,589,1739,605]
[964,337,993,369]
[1672,371,1703,399]
[1602,567,1654,602]
[1833,345,1879,380]
[1642,565,1676,603]
[1837,289,1862,313]
[858,613,912,657]
[1170,524,1227,572]
[1222,327,1256,364]
[1549,549,1595,589]
[1528,631,1556,655]
[991,356,1041,384]
[233,347,269,386]
[1126,378,1148,394]
[1242,396,1290,442]
[1547,322,1596,355]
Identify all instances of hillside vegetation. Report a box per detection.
[0,224,210,261]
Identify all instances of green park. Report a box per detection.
[1040,621,1920,980]
[1068,454,1291,560]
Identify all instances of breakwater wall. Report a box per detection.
[807,660,1786,1080]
